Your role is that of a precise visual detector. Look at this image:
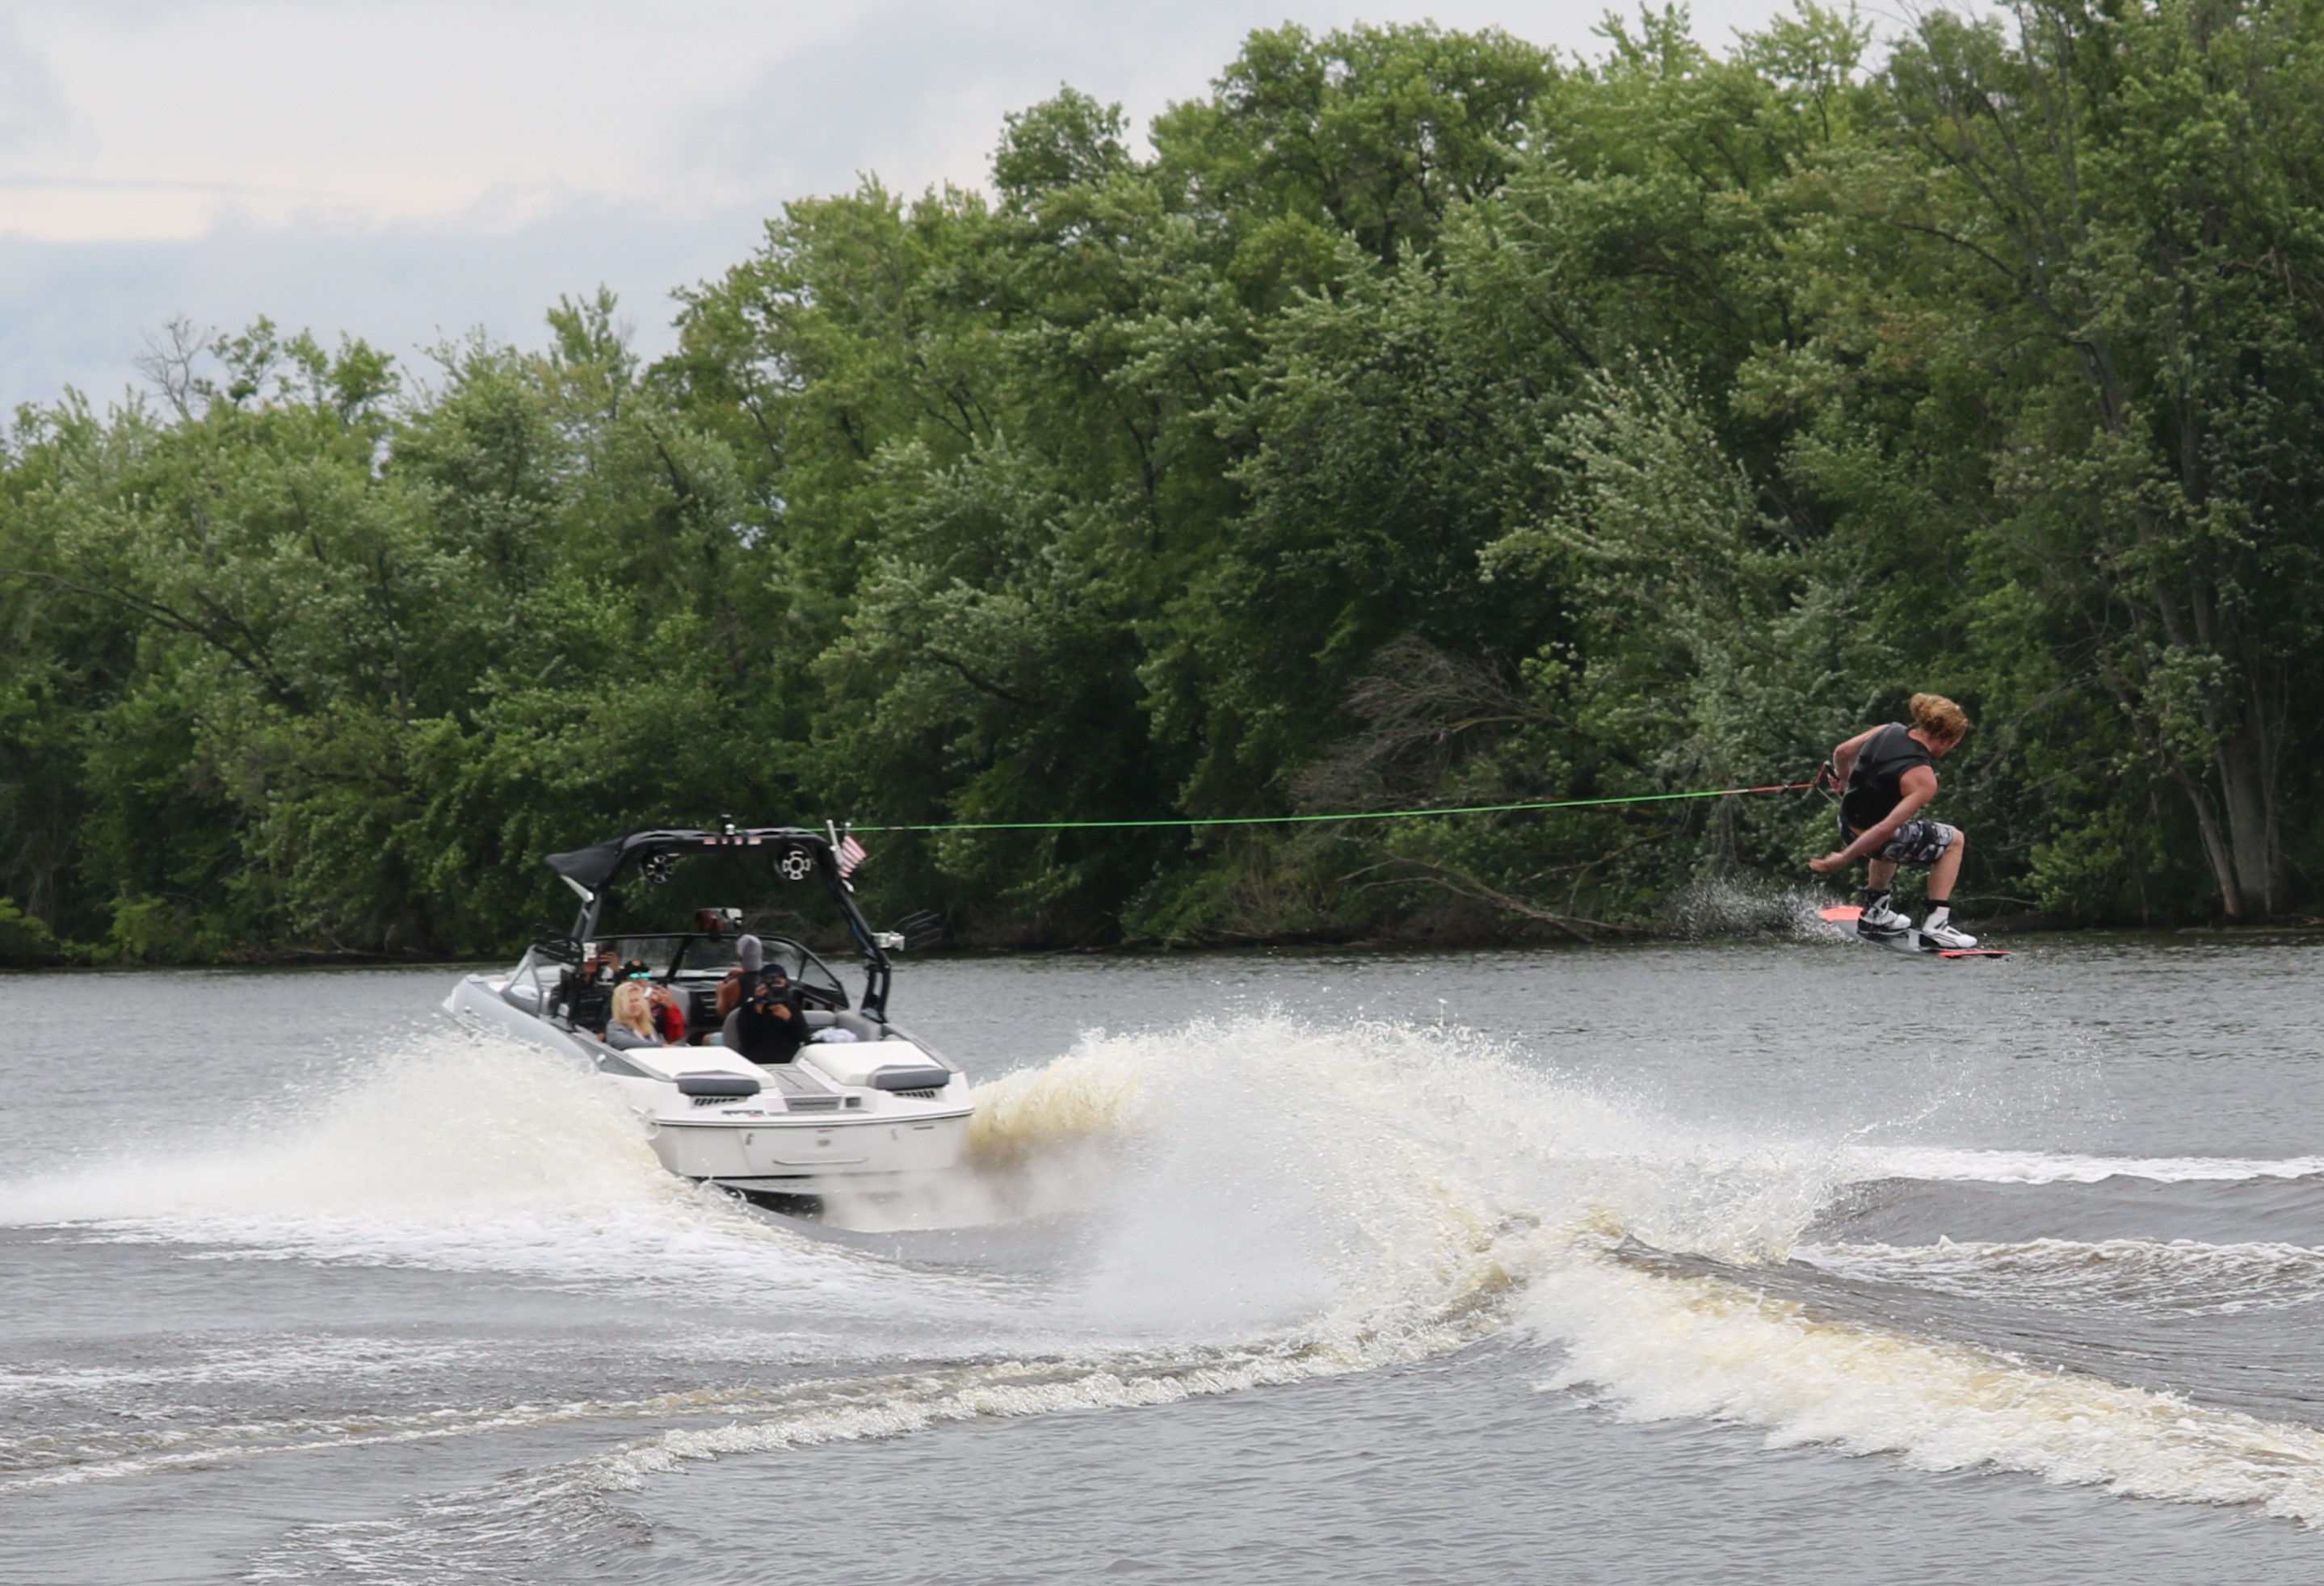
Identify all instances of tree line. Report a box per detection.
[3,0,2319,964]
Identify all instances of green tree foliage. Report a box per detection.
[4,3,2322,961]
[1881,0,2324,917]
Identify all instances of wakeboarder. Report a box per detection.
[1809,694,1978,949]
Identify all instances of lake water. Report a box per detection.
[5,925,2324,1583]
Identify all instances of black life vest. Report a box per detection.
[1841,724,1934,831]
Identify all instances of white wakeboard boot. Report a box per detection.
[1921,912,1979,949]
[1856,895,1910,937]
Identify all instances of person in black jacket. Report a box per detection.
[721,934,809,1064]
[1809,693,1977,948]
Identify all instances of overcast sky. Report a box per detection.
[2,0,1839,412]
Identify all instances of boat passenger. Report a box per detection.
[1809,692,1978,949]
[725,963,807,1065]
[717,933,767,1017]
[606,979,666,1049]
[647,982,687,1045]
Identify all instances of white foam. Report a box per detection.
[1526,1248,2324,1522]
[0,1028,670,1226]
[1798,1237,2324,1315]
[1847,1147,2324,1185]
[0,1030,995,1319]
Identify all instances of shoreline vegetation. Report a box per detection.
[6,2,2322,968]
[3,913,2319,975]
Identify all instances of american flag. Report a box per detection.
[834,831,868,878]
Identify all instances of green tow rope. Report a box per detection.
[853,780,1819,835]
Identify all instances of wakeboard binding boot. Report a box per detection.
[1856,892,1910,938]
[1920,908,1978,950]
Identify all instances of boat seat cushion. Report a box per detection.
[802,1038,945,1089]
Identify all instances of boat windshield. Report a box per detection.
[589,931,847,1003]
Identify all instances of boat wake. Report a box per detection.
[1796,1236,2324,1315]
[0,1033,957,1311]
[13,1010,2324,1559]
[1845,1146,2324,1185]
[1523,1248,2324,1525]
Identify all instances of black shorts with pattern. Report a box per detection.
[1839,813,1956,866]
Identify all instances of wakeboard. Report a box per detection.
[1818,905,2012,958]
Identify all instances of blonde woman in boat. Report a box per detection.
[606,977,666,1049]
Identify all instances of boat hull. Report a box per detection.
[442,971,974,1198]
[644,1110,972,1185]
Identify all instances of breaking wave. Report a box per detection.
[1528,1248,2324,1524]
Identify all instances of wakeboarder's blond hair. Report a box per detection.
[1910,692,1969,743]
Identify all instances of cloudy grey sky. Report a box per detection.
[2,0,1825,411]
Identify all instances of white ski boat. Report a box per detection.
[443,823,969,1209]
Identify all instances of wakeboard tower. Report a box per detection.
[1818,905,2012,959]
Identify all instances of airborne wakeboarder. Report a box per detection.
[1809,693,1979,950]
